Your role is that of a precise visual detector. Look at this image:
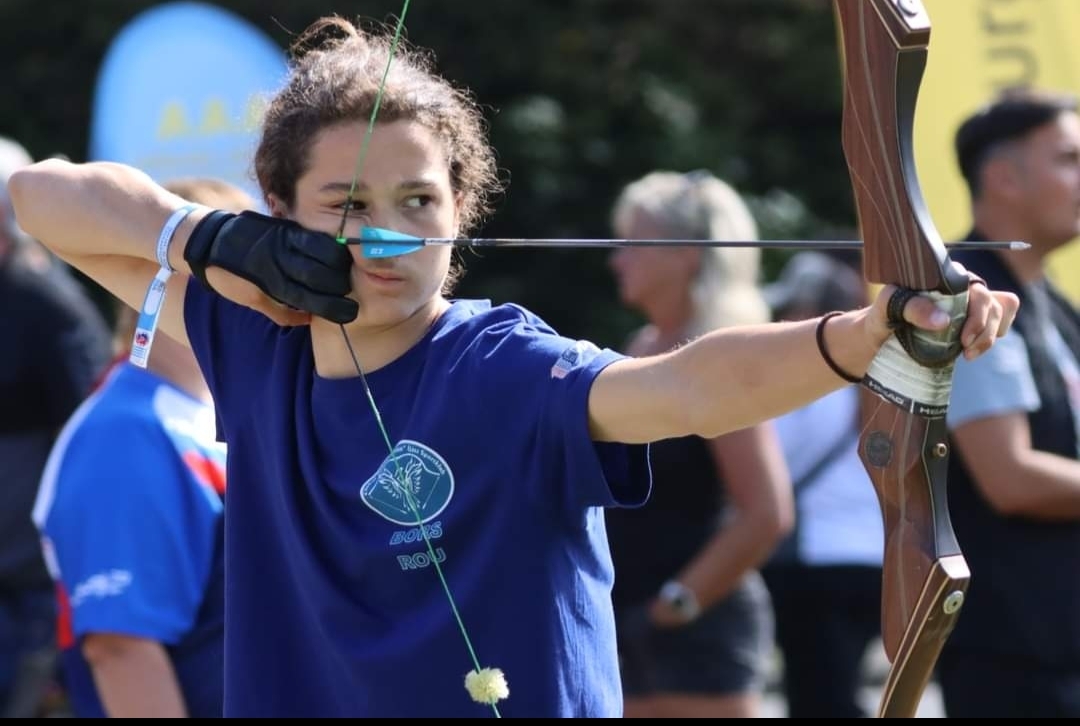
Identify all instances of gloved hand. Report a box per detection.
[184,210,358,324]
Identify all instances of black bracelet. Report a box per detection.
[815,312,863,384]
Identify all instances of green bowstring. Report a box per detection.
[333,1,502,717]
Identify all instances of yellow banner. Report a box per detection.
[914,0,1080,300]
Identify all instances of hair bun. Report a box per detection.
[290,16,360,61]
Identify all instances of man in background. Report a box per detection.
[942,86,1080,718]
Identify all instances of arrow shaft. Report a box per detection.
[342,237,1026,250]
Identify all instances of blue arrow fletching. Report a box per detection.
[358,227,425,258]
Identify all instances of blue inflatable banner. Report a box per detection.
[89,1,286,205]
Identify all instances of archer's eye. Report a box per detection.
[340,199,368,214]
[404,195,434,208]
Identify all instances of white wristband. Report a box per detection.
[129,267,171,369]
[155,203,198,272]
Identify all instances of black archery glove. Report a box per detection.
[184,210,359,324]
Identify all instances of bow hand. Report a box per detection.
[865,279,1017,366]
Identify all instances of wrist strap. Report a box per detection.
[183,210,235,289]
[816,311,862,384]
[156,204,198,272]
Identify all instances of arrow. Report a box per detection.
[341,227,1029,259]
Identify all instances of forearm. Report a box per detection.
[677,425,793,606]
[590,310,876,443]
[989,450,1080,520]
[84,635,187,717]
[678,310,876,438]
[678,514,784,609]
[9,159,207,271]
[954,414,1080,520]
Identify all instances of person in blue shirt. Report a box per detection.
[9,15,1018,718]
[32,178,252,718]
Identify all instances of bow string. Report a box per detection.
[331,0,509,714]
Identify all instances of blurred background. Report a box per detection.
[5,0,1080,346]
[7,1,1080,717]
[4,0,1079,346]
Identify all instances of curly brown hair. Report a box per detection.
[254,15,500,237]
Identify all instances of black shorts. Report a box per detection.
[615,573,774,696]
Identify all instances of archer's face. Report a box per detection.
[280,119,460,330]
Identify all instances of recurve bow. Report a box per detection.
[833,0,971,717]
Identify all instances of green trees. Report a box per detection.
[0,0,855,345]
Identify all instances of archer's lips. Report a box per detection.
[361,269,406,287]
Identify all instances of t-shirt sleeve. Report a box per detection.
[183,278,294,441]
[40,418,220,644]
[478,315,652,518]
[947,330,1040,431]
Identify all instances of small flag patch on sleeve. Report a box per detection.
[551,340,600,379]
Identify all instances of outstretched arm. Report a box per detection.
[588,285,1017,444]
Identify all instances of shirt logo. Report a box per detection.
[360,440,454,525]
[551,340,600,379]
[70,569,133,607]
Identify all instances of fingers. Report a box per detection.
[993,290,1020,337]
[280,235,355,322]
[960,303,998,359]
[281,245,353,296]
[308,295,360,325]
[882,280,1020,363]
[289,231,355,271]
[957,286,1019,360]
[898,292,951,331]
[270,282,359,324]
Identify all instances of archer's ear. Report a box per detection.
[266,194,289,218]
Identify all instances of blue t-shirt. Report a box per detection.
[184,282,651,717]
[32,363,226,718]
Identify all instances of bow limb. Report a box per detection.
[833,0,970,717]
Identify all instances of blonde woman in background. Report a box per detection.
[606,170,794,718]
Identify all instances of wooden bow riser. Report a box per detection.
[833,0,974,717]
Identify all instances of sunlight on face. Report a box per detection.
[282,119,462,329]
